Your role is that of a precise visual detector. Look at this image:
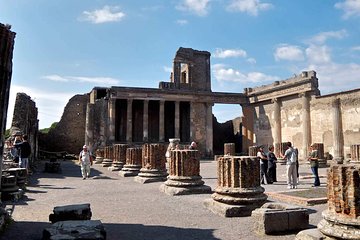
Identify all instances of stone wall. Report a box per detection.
[39,94,89,154]
[10,92,39,162]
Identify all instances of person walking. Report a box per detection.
[282,142,297,189]
[308,144,320,187]
[79,145,93,180]
[257,146,271,184]
[14,134,31,173]
[267,145,277,183]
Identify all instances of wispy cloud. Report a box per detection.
[226,0,273,16]
[79,5,125,24]
[335,0,360,19]
[176,0,211,16]
[213,48,247,58]
[42,75,120,85]
[351,46,360,51]
[305,45,332,64]
[274,44,304,61]
[176,19,189,25]
[212,64,279,83]
[163,66,172,73]
[247,58,256,64]
[308,29,348,44]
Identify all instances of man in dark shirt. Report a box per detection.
[308,144,320,187]
[14,134,31,172]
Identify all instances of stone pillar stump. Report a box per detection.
[118,147,142,177]
[109,144,130,171]
[204,156,267,217]
[248,146,259,156]
[224,143,235,156]
[350,144,360,162]
[160,150,211,195]
[94,148,104,164]
[102,146,113,167]
[135,144,168,184]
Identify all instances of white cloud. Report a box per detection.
[226,0,273,16]
[213,48,247,58]
[309,29,348,44]
[80,5,125,24]
[163,66,172,73]
[247,58,256,64]
[274,44,304,61]
[335,0,360,19]
[212,64,279,83]
[42,75,120,85]
[176,19,189,25]
[176,0,211,16]
[351,46,360,51]
[7,85,75,129]
[305,45,332,64]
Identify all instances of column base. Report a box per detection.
[318,217,360,239]
[134,169,167,184]
[295,229,333,240]
[203,198,259,217]
[159,184,212,196]
[118,165,141,177]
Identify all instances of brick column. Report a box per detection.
[110,144,130,171]
[126,99,133,142]
[173,61,181,88]
[175,101,180,139]
[143,100,149,142]
[108,99,116,143]
[159,100,165,142]
[135,143,168,184]
[160,150,211,195]
[224,143,235,156]
[248,146,259,156]
[94,148,104,164]
[301,93,311,160]
[85,103,94,149]
[318,164,360,239]
[332,98,344,163]
[206,103,213,157]
[119,147,142,177]
[272,98,281,157]
[204,156,267,217]
[102,146,113,167]
[350,145,360,162]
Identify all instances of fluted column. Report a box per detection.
[206,103,213,157]
[143,100,149,142]
[204,156,267,217]
[318,164,360,239]
[175,101,180,139]
[135,143,168,183]
[332,98,344,162]
[159,100,165,142]
[301,93,311,160]
[350,145,360,162]
[119,147,142,177]
[102,146,113,167]
[160,150,211,195]
[272,98,281,156]
[126,99,133,142]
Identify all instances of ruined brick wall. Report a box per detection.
[311,90,360,157]
[40,94,89,154]
[213,116,242,155]
[10,92,39,161]
[191,102,207,156]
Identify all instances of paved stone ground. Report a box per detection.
[0,160,328,240]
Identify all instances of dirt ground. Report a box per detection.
[0,159,328,240]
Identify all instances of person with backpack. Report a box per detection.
[308,144,320,187]
[282,142,297,189]
[14,134,31,174]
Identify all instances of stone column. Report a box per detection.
[317,164,360,239]
[94,148,104,164]
[108,99,116,143]
[204,156,267,217]
[241,105,255,153]
[173,61,181,88]
[85,103,94,149]
[350,145,360,162]
[224,143,235,156]
[332,98,344,163]
[119,147,142,177]
[160,150,211,195]
[190,102,195,141]
[272,98,281,157]
[206,103,213,157]
[126,99,133,142]
[248,146,259,156]
[143,100,149,142]
[135,143,168,184]
[102,146,113,167]
[301,93,311,160]
[109,144,130,171]
[159,100,165,142]
[175,101,180,139]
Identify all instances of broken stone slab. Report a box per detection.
[295,229,333,240]
[42,220,106,240]
[49,203,92,223]
[251,202,309,235]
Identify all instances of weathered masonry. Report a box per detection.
[85,48,247,157]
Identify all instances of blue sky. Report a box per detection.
[1,0,360,129]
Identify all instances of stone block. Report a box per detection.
[203,198,256,217]
[49,203,92,223]
[251,202,309,234]
[42,220,106,240]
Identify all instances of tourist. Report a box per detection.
[308,144,320,187]
[257,146,271,184]
[294,146,299,184]
[78,145,93,180]
[14,134,31,173]
[267,145,277,183]
[282,142,297,189]
[189,141,197,150]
